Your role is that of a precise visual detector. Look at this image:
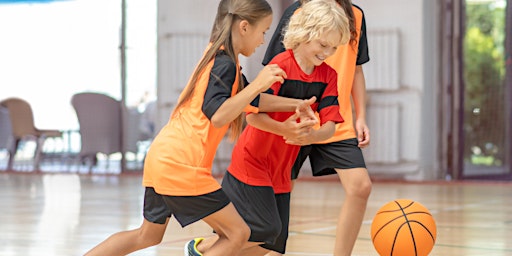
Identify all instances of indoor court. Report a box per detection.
[1,0,511,255]
[0,172,511,256]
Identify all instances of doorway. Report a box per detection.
[442,0,511,180]
[461,0,511,179]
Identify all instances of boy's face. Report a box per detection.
[296,30,341,68]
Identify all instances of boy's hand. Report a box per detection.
[280,112,316,144]
[284,126,315,146]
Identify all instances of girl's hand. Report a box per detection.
[251,64,287,92]
[295,97,318,124]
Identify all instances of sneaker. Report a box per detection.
[184,237,204,256]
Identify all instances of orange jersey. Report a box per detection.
[322,5,369,143]
[143,50,247,196]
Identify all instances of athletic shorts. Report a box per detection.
[291,138,367,179]
[221,172,290,254]
[143,187,230,227]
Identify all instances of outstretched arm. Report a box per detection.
[211,64,285,127]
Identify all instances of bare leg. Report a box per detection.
[200,203,251,256]
[236,244,270,256]
[334,168,372,256]
[84,218,169,256]
[195,234,219,253]
[264,250,281,256]
[198,236,269,256]
[290,179,296,191]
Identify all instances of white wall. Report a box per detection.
[353,0,441,180]
[156,0,218,130]
[363,0,425,90]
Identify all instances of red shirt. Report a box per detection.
[227,50,343,193]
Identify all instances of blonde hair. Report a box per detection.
[173,0,272,140]
[283,0,350,50]
[301,0,358,46]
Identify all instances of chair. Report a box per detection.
[71,92,122,172]
[139,100,157,141]
[0,105,14,169]
[71,92,150,172]
[0,97,63,171]
[125,107,153,169]
[125,107,143,154]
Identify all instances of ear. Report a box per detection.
[238,20,249,34]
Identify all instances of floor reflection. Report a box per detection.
[33,174,81,254]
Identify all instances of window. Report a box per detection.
[0,0,156,132]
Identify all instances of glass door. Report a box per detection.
[461,0,511,179]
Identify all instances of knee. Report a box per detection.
[221,223,251,248]
[138,230,163,247]
[236,223,251,243]
[359,178,372,198]
[145,236,163,247]
[347,178,372,199]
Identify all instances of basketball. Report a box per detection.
[371,199,437,256]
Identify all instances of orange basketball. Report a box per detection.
[371,199,437,256]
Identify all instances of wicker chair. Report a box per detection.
[0,97,62,171]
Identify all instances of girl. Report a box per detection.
[263,0,373,255]
[186,1,350,255]
[84,0,317,255]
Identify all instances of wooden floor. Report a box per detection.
[1,172,511,256]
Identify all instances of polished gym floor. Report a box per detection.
[0,172,511,256]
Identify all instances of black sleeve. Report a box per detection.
[261,1,301,66]
[242,73,261,108]
[241,73,276,109]
[202,53,237,120]
[355,7,370,65]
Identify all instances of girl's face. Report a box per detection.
[235,14,273,57]
[294,30,341,73]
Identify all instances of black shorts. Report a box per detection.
[291,138,367,179]
[221,172,290,254]
[143,187,230,227]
